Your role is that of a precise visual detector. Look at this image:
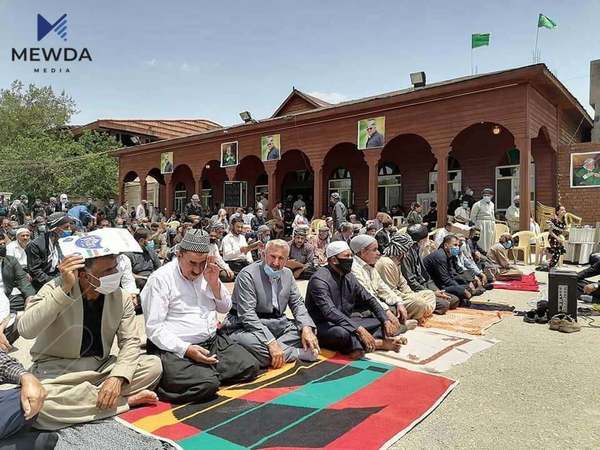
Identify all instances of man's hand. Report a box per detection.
[268,340,285,369]
[20,373,47,420]
[355,326,376,352]
[203,256,221,296]
[185,344,219,365]
[127,294,138,308]
[583,283,598,295]
[384,310,401,335]
[0,330,11,352]
[301,326,320,357]
[96,376,124,410]
[480,273,488,285]
[435,290,450,300]
[396,304,408,324]
[58,255,86,294]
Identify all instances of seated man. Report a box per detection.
[305,241,404,358]
[577,256,600,301]
[349,234,414,327]
[374,234,437,323]
[422,234,474,304]
[331,222,354,245]
[308,225,330,266]
[224,239,319,369]
[222,217,261,275]
[374,214,393,253]
[142,230,259,404]
[456,235,493,290]
[467,226,497,275]
[433,222,453,247]
[6,228,30,268]
[208,226,235,282]
[18,248,162,430]
[0,349,51,442]
[125,228,162,294]
[26,212,73,292]
[286,228,317,280]
[488,234,523,280]
[401,225,460,314]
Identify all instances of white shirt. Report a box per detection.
[6,240,27,267]
[135,204,147,220]
[208,243,231,272]
[0,270,9,321]
[221,233,253,263]
[118,254,139,295]
[141,259,232,358]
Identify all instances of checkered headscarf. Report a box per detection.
[179,229,210,253]
[384,233,413,257]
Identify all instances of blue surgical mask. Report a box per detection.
[450,246,461,257]
[146,240,155,251]
[60,230,72,238]
[264,263,282,280]
[503,241,513,249]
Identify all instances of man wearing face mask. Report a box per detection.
[422,234,473,304]
[26,212,73,292]
[17,230,162,430]
[103,198,119,226]
[505,195,520,234]
[142,230,259,403]
[223,239,319,369]
[124,228,162,297]
[305,241,405,358]
[454,200,471,224]
[488,234,523,279]
[470,188,496,252]
[251,208,266,231]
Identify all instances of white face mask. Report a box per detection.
[88,270,122,295]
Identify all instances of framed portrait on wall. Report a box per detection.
[357,116,385,150]
[221,141,239,167]
[160,152,174,174]
[261,134,281,161]
[570,151,600,188]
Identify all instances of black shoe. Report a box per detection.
[484,283,494,290]
[524,309,537,323]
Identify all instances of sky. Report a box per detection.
[0,0,598,126]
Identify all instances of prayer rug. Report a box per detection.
[422,307,513,335]
[493,273,540,292]
[366,327,498,373]
[117,351,456,450]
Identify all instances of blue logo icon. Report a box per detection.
[37,13,67,42]
[75,236,103,249]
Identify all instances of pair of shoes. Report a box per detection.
[523,309,548,324]
[549,313,581,333]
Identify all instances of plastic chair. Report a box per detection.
[512,231,536,265]
[495,223,510,241]
[535,232,550,265]
[398,226,407,235]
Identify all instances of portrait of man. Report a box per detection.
[357,117,385,149]
[261,134,281,161]
[221,141,239,167]
[160,152,174,174]
[571,152,600,187]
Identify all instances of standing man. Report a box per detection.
[104,198,119,226]
[142,230,259,403]
[224,239,319,369]
[271,201,284,238]
[136,199,148,221]
[505,195,520,234]
[470,188,496,252]
[330,193,347,230]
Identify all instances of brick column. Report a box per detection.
[435,150,449,227]
[119,179,125,205]
[264,161,277,218]
[195,178,202,196]
[517,136,532,231]
[363,149,382,219]
[139,176,148,201]
[312,159,324,219]
[164,174,173,216]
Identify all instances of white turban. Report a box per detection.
[326,241,350,259]
[16,228,29,237]
[349,234,377,254]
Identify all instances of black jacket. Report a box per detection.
[2,255,35,298]
[251,215,266,231]
[104,204,119,221]
[375,228,390,254]
[422,248,462,290]
[184,202,203,219]
[25,232,61,291]
[124,249,161,277]
[577,260,600,281]
[305,265,387,333]
[400,244,437,291]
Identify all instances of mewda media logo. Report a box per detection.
[37,13,68,41]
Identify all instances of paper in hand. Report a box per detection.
[58,228,143,259]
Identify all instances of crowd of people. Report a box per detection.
[0,188,595,444]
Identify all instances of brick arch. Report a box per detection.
[201,160,227,210]
[322,142,368,210]
[236,155,266,208]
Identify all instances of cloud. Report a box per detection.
[307,91,347,104]
[180,62,200,73]
[144,58,158,66]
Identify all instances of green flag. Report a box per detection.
[538,13,557,29]
[471,33,490,49]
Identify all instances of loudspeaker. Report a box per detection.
[547,269,578,319]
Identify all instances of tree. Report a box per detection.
[0,81,119,201]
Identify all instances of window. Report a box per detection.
[174,183,187,214]
[495,163,535,212]
[328,168,352,207]
[430,158,462,202]
[378,162,402,210]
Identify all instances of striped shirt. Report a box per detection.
[0,349,26,384]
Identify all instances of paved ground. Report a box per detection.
[9,265,600,449]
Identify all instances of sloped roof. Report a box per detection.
[271,88,331,117]
[71,118,221,139]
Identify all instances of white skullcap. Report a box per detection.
[349,234,377,254]
[16,228,29,237]
[326,241,350,259]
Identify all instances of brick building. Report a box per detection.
[114,63,599,229]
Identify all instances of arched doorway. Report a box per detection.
[276,150,314,216]
[378,162,402,212]
[171,164,194,215]
[328,167,352,208]
[323,142,368,214]
[201,160,226,212]
[236,155,267,209]
[146,168,166,213]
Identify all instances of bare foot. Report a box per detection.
[404,319,418,331]
[379,337,405,352]
[127,389,159,407]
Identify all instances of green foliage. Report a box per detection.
[0,81,119,200]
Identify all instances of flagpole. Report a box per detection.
[471,47,474,75]
[534,25,540,63]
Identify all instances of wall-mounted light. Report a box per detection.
[239,111,254,123]
[492,125,501,135]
